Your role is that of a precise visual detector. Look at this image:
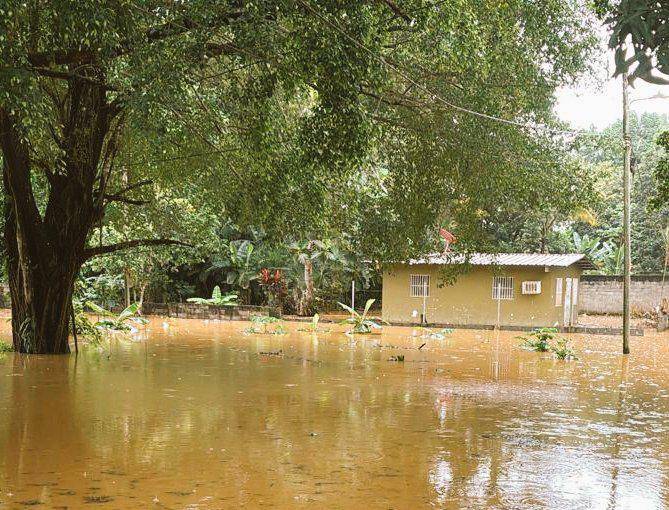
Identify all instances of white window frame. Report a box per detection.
[492,276,514,300]
[555,278,563,307]
[410,274,430,297]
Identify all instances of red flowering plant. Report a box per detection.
[259,268,287,310]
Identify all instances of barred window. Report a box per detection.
[410,274,430,297]
[492,276,514,300]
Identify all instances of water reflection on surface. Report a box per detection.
[0,319,668,508]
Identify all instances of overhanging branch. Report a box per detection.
[82,238,191,260]
[103,193,149,206]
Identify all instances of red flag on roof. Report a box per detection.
[439,228,456,252]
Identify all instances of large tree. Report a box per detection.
[0,1,596,353]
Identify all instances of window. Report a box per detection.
[492,276,514,300]
[555,278,563,306]
[410,274,430,297]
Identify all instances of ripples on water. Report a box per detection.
[0,319,668,509]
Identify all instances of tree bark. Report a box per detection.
[0,71,112,354]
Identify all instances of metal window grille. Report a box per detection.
[492,276,514,300]
[555,278,563,306]
[410,274,430,297]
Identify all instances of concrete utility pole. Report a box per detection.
[622,72,632,355]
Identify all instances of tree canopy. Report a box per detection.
[0,0,598,352]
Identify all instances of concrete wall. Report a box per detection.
[579,275,665,314]
[382,264,583,328]
[142,302,277,320]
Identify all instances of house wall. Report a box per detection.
[382,264,583,328]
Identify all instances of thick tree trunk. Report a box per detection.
[1,73,112,354]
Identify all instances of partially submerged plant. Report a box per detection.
[551,337,577,360]
[388,354,405,362]
[519,327,577,360]
[245,315,287,335]
[187,286,238,307]
[0,339,13,353]
[416,327,453,340]
[297,313,330,333]
[338,299,387,334]
[72,300,103,345]
[518,327,556,352]
[86,302,149,333]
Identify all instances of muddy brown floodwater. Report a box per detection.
[1,319,669,509]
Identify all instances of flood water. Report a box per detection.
[1,318,668,509]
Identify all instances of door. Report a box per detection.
[563,277,573,326]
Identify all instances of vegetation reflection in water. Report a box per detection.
[0,319,668,509]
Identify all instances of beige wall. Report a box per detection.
[382,264,583,328]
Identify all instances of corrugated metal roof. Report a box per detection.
[407,252,596,269]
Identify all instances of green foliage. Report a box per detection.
[551,337,577,360]
[0,339,12,353]
[519,327,557,352]
[244,315,287,335]
[339,299,386,334]
[519,327,577,360]
[187,286,238,306]
[86,302,148,332]
[654,131,669,208]
[0,0,598,260]
[600,1,669,84]
[72,300,103,345]
[574,113,669,273]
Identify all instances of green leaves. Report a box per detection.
[186,285,238,306]
[603,1,669,83]
[338,298,387,334]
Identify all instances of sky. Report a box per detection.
[555,34,669,130]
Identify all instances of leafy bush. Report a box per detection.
[338,299,387,334]
[518,327,556,352]
[518,327,577,360]
[0,340,13,353]
[551,337,577,360]
[187,286,238,306]
[244,315,287,335]
[86,302,149,332]
[72,301,103,344]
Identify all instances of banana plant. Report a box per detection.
[187,286,238,306]
[297,313,330,333]
[338,298,387,334]
[86,302,149,332]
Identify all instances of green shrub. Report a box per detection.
[0,339,13,353]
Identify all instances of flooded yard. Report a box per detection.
[1,319,669,509]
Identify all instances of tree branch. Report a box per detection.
[377,0,413,24]
[103,194,149,206]
[82,238,191,260]
[111,179,153,196]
